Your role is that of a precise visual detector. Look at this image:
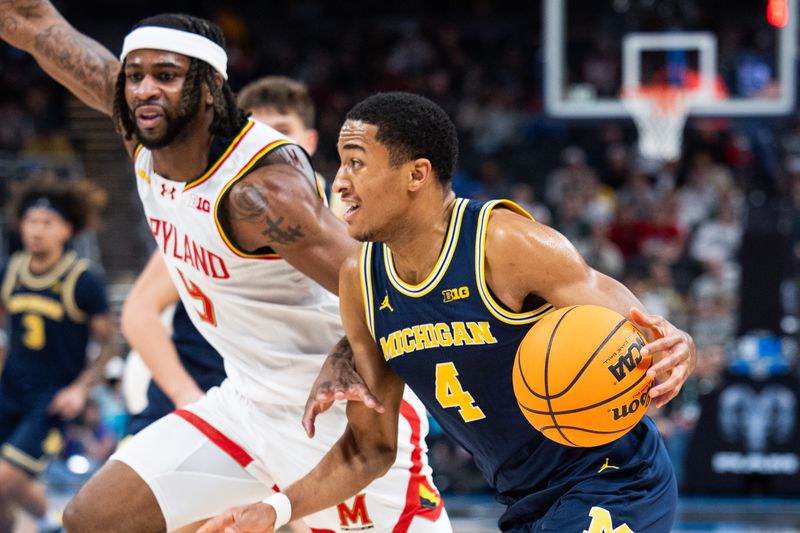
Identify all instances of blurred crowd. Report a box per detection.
[0,0,798,503]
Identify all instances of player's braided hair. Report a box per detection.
[10,176,108,234]
[345,92,458,186]
[113,13,247,141]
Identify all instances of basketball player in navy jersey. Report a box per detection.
[0,5,449,533]
[201,93,696,533]
[0,178,114,532]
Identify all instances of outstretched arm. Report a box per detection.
[121,251,204,408]
[485,208,696,408]
[199,253,405,533]
[225,156,359,294]
[0,0,119,115]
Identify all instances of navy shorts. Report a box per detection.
[0,393,62,476]
[505,444,677,533]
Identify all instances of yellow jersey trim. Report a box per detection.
[132,143,144,165]
[18,252,78,290]
[475,200,553,324]
[360,243,376,340]
[62,258,91,323]
[2,444,46,474]
[384,198,468,298]
[184,120,255,192]
[1,252,26,306]
[212,138,295,259]
[6,294,64,320]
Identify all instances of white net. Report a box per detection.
[622,86,695,162]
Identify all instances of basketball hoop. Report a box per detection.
[622,84,696,162]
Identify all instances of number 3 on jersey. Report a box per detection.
[435,362,485,422]
[177,269,217,326]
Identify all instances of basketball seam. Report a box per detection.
[518,358,652,415]
[550,317,629,398]
[541,306,578,446]
[539,423,638,435]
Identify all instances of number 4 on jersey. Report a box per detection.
[177,269,217,326]
[435,362,485,422]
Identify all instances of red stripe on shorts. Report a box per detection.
[173,409,254,468]
[392,400,444,533]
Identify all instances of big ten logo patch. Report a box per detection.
[605,336,646,382]
[188,193,211,213]
[337,494,374,531]
[583,506,635,533]
[442,286,470,303]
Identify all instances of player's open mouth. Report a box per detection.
[135,106,165,129]
[342,201,360,223]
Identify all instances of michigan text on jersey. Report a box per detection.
[379,321,497,360]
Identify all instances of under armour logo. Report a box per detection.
[379,293,394,312]
[160,184,176,200]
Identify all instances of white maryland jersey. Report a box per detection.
[134,119,343,406]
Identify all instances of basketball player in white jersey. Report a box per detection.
[0,4,450,533]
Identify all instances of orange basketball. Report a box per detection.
[512,305,654,447]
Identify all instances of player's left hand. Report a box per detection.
[629,308,696,409]
[48,382,90,420]
[198,502,276,533]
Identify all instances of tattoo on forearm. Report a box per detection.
[331,338,354,361]
[262,215,305,245]
[33,24,116,102]
[229,182,269,221]
[0,0,43,37]
[229,181,306,245]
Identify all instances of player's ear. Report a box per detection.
[204,73,224,105]
[407,158,433,192]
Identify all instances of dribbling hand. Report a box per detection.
[629,308,696,408]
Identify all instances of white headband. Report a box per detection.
[120,26,228,80]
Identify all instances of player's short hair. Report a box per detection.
[345,92,458,185]
[10,177,108,234]
[237,76,315,129]
[113,13,248,141]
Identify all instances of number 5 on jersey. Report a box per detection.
[435,362,485,422]
[177,269,217,326]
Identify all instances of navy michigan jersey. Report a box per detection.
[0,250,108,474]
[361,198,675,531]
[0,250,108,396]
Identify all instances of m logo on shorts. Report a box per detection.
[583,506,634,533]
[337,493,374,530]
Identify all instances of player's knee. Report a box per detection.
[62,491,103,533]
[61,496,86,533]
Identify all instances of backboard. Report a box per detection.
[544,0,798,118]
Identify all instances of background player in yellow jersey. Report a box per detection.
[0,177,115,532]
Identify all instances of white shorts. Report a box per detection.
[111,379,450,532]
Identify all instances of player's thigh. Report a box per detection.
[111,411,273,532]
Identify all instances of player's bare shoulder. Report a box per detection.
[484,203,587,302]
